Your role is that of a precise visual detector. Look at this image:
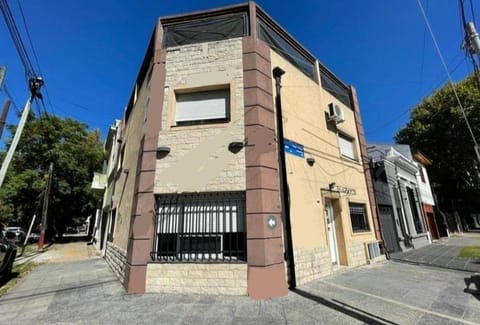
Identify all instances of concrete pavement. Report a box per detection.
[1,236,479,324]
[15,235,97,266]
[391,234,480,273]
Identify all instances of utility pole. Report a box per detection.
[464,22,480,163]
[0,99,10,139]
[38,162,53,250]
[0,76,43,188]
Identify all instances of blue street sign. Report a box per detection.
[284,139,304,158]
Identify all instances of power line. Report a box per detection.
[2,83,21,114]
[365,54,467,135]
[417,0,480,161]
[0,0,36,79]
[469,0,476,25]
[15,0,54,116]
[15,0,41,75]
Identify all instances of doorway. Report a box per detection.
[378,205,400,253]
[325,199,339,264]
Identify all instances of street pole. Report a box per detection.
[38,162,53,250]
[0,95,32,187]
[465,22,480,164]
[0,99,11,139]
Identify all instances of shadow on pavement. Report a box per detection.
[0,271,20,288]
[464,274,480,301]
[292,288,398,325]
[0,279,118,303]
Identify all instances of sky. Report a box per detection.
[0,0,474,145]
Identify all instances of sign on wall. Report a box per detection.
[284,139,304,158]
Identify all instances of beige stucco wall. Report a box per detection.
[270,51,376,280]
[154,38,246,193]
[110,64,153,250]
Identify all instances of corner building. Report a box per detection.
[101,3,381,300]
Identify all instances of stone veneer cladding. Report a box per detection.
[146,264,247,295]
[294,247,331,285]
[146,38,247,295]
[154,38,246,193]
[347,240,368,267]
[105,242,127,283]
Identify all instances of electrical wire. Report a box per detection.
[417,0,479,152]
[0,0,36,79]
[15,0,41,76]
[2,83,21,114]
[15,0,55,116]
[469,0,476,25]
[365,54,467,135]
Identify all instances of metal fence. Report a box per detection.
[151,192,246,263]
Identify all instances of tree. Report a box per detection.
[0,113,104,236]
[395,74,480,230]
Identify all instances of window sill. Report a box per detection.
[351,230,372,236]
[170,120,230,131]
[341,155,361,165]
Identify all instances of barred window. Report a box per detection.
[349,203,370,232]
[152,192,246,263]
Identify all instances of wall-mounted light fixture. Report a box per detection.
[306,157,315,166]
[123,168,130,174]
[156,146,170,159]
[328,182,336,191]
[228,141,244,153]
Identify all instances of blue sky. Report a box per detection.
[0,0,473,144]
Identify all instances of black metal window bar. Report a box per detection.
[151,192,246,263]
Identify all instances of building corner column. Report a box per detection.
[243,36,288,299]
[124,23,166,293]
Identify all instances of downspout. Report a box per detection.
[273,66,296,289]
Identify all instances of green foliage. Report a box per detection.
[395,74,480,219]
[0,114,103,234]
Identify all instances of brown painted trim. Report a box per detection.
[243,37,288,299]
[248,1,257,40]
[123,22,167,294]
[349,86,382,241]
[247,263,289,299]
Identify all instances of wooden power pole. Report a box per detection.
[38,162,53,250]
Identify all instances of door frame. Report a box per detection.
[325,198,339,264]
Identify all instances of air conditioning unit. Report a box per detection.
[328,103,345,124]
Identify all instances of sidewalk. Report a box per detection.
[1,254,479,324]
[15,235,98,266]
[391,234,480,273]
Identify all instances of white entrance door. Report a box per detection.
[325,199,339,264]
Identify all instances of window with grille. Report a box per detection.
[349,203,370,233]
[151,192,246,263]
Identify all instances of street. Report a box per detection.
[0,236,479,324]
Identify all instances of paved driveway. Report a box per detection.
[391,235,480,272]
